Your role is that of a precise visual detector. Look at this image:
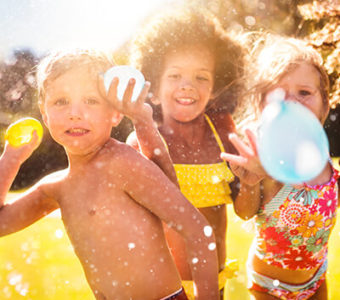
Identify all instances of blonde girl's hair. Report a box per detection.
[247,33,330,119]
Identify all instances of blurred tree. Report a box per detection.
[297,1,340,156]
[0,50,39,121]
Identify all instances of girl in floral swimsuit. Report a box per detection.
[221,34,340,300]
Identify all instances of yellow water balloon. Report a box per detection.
[5,117,43,147]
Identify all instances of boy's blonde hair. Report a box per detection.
[36,48,114,103]
[247,33,330,120]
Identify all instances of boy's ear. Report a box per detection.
[111,110,124,127]
[38,100,49,126]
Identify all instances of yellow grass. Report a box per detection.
[0,158,339,299]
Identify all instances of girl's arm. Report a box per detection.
[99,77,179,186]
[221,129,266,219]
[0,137,58,236]
[233,181,262,220]
[122,148,219,300]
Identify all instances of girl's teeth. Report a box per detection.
[177,98,194,104]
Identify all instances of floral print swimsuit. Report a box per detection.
[254,167,339,271]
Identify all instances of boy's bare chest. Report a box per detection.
[56,168,132,221]
[56,171,162,245]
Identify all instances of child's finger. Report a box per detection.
[106,77,120,106]
[136,81,151,106]
[122,78,135,106]
[31,130,41,149]
[220,152,247,166]
[228,133,254,158]
[245,129,258,156]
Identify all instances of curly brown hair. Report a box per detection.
[130,5,246,120]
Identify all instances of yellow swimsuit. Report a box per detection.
[173,115,234,207]
[164,115,238,298]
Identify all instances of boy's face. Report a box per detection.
[263,63,328,123]
[40,65,121,155]
[155,44,215,124]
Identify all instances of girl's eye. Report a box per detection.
[85,98,99,105]
[299,90,311,97]
[54,98,68,106]
[197,75,209,81]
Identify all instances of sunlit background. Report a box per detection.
[0,0,339,299]
[0,0,172,57]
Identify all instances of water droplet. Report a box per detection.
[211,175,220,184]
[208,243,216,251]
[204,225,213,237]
[128,243,135,250]
[192,257,199,264]
[273,279,280,287]
[154,148,161,155]
[8,272,22,285]
[55,229,64,239]
[245,16,256,26]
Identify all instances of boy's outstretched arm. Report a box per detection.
[98,77,179,186]
[0,138,59,236]
[121,148,219,300]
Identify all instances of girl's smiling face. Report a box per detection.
[263,62,328,123]
[155,44,215,124]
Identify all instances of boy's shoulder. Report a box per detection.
[42,169,69,182]
[101,138,149,166]
[26,168,69,201]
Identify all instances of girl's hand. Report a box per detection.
[3,130,40,165]
[221,129,267,185]
[99,75,153,125]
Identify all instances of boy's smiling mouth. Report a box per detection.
[65,128,90,136]
[176,97,196,105]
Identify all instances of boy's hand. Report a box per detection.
[98,75,153,125]
[3,130,40,165]
[221,129,266,185]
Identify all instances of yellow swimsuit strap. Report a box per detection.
[160,114,226,154]
[204,114,226,153]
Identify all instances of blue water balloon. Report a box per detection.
[257,97,329,184]
[103,66,145,101]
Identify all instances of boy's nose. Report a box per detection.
[69,106,83,120]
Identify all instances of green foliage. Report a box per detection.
[298,1,340,108]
